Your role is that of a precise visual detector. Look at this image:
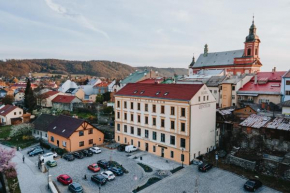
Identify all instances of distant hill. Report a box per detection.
[0,59,187,78]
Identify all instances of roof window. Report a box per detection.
[140,90,145,94]
[53,126,56,129]
[62,129,66,133]
[133,90,138,94]
[164,92,169,96]
[156,92,160,95]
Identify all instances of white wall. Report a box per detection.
[281,76,290,102]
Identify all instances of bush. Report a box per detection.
[40,140,51,150]
[22,135,34,140]
[55,148,67,156]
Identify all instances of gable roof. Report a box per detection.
[282,70,290,78]
[193,50,244,68]
[115,83,203,101]
[94,82,111,88]
[41,91,59,99]
[206,76,227,87]
[0,105,19,116]
[121,70,149,84]
[238,81,282,95]
[52,95,78,103]
[33,114,58,132]
[251,71,286,82]
[47,115,85,138]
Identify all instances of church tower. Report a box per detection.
[244,16,260,59]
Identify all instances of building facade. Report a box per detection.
[115,83,216,165]
[281,70,290,102]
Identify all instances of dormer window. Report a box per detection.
[140,90,145,94]
[164,92,169,96]
[133,90,138,94]
[156,92,160,95]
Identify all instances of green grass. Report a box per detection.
[1,135,38,149]
[0,125,12,139]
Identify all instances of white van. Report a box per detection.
[40,152,57,163]
[125,145,138,153]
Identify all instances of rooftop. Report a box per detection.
[41,91,59,99]
[0,105,19,116]
[238,81,282,95]
[33,114,58,132]
[52,95,77,103]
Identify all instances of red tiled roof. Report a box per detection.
[93,82,111,88]
[251,71,286,82]
[283,70,290,78]
[0,105,19,116]
[138,78,163,84]
[238,81,281,93]
[115,83,203,101]
[42,91,59,99]
[52,95,76,103]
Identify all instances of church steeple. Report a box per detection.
[246,16,259,43]
[189,54,195,67]
[243,17,260,58]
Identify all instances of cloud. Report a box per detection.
[44,0,110,39]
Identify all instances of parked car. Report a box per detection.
[40,152,57,163]
[63,154,75,161]
[68,182,83,193]
[244,179,262,192]
[27,146,42,154]
[192,159,203,165]
[117,144,126,152]
[88,163,100,172]
[107,167,124,176]
[29,148,44,157]
[72,152,84,159]
[57,174,72,185]
[42,152,58,158]
[97,160,110,169]
[101,171,115,181]
[125,145,138,153]
[91,174,107,185]
[89,147,102,154]
[46,160,57,167]
[82,149,93,157]
[198,163,213,172]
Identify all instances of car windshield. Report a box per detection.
[66,178,71,181]
[93,165,98,168]
[109,174,114,177]
[245,181,255,187]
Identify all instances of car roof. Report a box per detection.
[59,174,70,178]
[91,163,98,166]
[71,182,81,187]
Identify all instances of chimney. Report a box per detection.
[272,67,276,72]
[254,74,258,84]
[204,44,208,57]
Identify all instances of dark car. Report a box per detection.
[27,146,42,154]
[198,163,213,172]
[73,152,84,159]
[97,160,110,169]
[29,148,44,156]
[91,174,107,185]
[63,154,75,161]
[244,179,262,192]
[108,167,124,176]
[117,144,126,152]
[82,149,93,157]
[68,182,83,193]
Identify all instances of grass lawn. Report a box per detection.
[0,125,12,139]
[1,136,38,149]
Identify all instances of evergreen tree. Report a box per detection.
[24,78,36,112]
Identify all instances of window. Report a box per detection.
[131,114,134,122]
[145,130,149,138]
[171,151,174,158]
[232,86,235,90]
[124,137,127,144]
[286,81,290,85]
[247,48,251,56]
[131,139,133,145]
[137,128,141,136]
[131,127,134,134]
[79,131,84,136]
[181,123,185,132]
[161,105,165,114]
[286,91,290,95]
[153,131,157,140]
[145,116,148,124]
[124,125,127,133]
[255,49,258,55]
[171,107,175,115]
[63,141,66,147]
[161,119,165,127]
[124,101,127,108]
[14,112,16,115]
[214,90,217,94]
[210,90,212,93]
[51,136,54,142]
[124,113,127,120]
[137,103,141,110]
[117,101,120,108]
[153,146,156,152]
[89,139,93,144]
[198,96,200,102]
[232,95,235,99]
[170,136,175,145]
[153,105,156,113]
[19,111,21,115]
[138,141,140,147]
[138,115,141,123]
[131,102,134,109]
[181,108,186,117]
[79,141,84,147]
[117,112,120,119]
[153,118,156,126]
[207,95,209,100]
[117,124,120,131]
[89,129,93,134]
[181,154,184,162]
[145,104,148,112]
[171,121,175,129]
[180,138,186,148]
[161,133,165,142]
[203,96,205,101]
[118,136,120,141]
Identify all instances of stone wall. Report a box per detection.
[227,155,256,171]
[264,139,290,152]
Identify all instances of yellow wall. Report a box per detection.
[221,83,232,108]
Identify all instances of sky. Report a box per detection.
[0,0,289,71]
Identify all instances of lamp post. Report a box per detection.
[181,148,184,168]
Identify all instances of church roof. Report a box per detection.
[193,49,244,68]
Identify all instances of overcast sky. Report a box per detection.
[0,0,289,71]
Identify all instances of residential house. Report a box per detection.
[179,69,226,84]
[47,115,104,152]
[37,91,60,108]
[58,80,78,93]
[281,70,290,102]
[65,88,85,100]
[115,83,216,165]
[52,95,82,112]
[206,76,227,107]
[0,105,23,125]
[93,81,111,95]
[32,114,58,140]
[0,89,7,98]
[14,91,24,102]
[233,106,257,120]
[137,78,164,84]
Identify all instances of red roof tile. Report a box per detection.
[238,81,281,93]
[42,91,59,99]
[94,81,111,88]
[115,83,203,101]
[0,105,19,116]
[251,71,286,82]
[138,78,163,84]
[52,95,77,103]
[283,70,290,78]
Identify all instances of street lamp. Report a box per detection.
[181,148,184,168]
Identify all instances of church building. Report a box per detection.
[189,18,262,75]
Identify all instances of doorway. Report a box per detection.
[161,148,164,157]
[145,143,148,151]
[57,140,59,147]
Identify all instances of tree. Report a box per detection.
[2,95,14,105]
[9,123,34,138]
[96,94,104,104]
[24,79,36,112]
[0,147,17,179]
[102,92,111,102]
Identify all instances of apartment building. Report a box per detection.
[115,83,216,165]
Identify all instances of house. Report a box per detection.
[58,80,78,93]
[32,114,58,140]
[0,105,23,125]
[47,115,104,152]
[233,105,257,120]
[93,81,111,95]
[137,78,163,84]
[179,69,226,84]
[189,19,262,75]
[281,70,290,102]
[206,76,227,106]
[52,95,82,111]
[65,88,85,100]
[0,89,7,98]
[115,83,216,165]
[14,91,24,102]
[237,70,286,105]
[37,91,60,108]
[281,100,290,116]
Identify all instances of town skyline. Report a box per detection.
[0,0,289,71]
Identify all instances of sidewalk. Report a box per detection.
[0,144,49,193]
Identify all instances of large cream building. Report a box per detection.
[115,83,216,165]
